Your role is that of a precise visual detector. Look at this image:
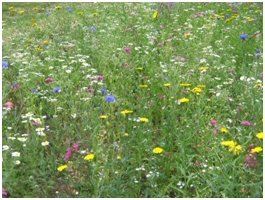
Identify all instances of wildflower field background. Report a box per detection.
[2,2,263,198]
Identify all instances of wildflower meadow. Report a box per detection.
[2,2,263,198]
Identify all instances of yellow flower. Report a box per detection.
[57,165,68,172]
[139,118,149,122]
[99,115,107,119]
[32,23,37,27]
[192,87,203,94]
[78,12,84,15]
[221,140,242,155]
[9,6,14,10]
[121,110,133,115]
[256,132,263,140]
[84,154,95,161]
[55,5,62,9]
[33,7,38,11]
[43,40,49,45]
[251,147,263,153]
[136,67,143,70]
[255,83,262,87]
[153,147,163,154]
[221,140,235,147]
[255,10,260,13]
[220,128,229,133]
[92,12,98,16]
[179,97,189,103]
[124,133,129,137]
[180,84,192,87]
[140,84,148,88]
[153,10,158,19]
[246,17,253,22]
[36,47,42,52]
[199,66,209,71]
[117,155,122,160]
[164,83,171,87]
[18,10,25,14]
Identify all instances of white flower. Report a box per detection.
[42,141,49,146]
[17,137,27,142]
[2,145,9,151]
[66,69,72,73]
[12,152,20,157]
[15,160,21,165]
[8,137,16,140]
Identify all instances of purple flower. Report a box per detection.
[91,26,96,32]
[105,94,116,103]
[2,61,8,69]
[241,121,253,126]
[239,34,248,40]
[45,78,54,83]
[2,188,7,196]
[32,89,38,94]
[260,72,263,79]
[255,49,261,57]
[124,47,131,54]
[87,88,94,94]
[52,87,61,93]
[68,8,72,13]
[210,120,217,127]
[158,42,163,47]
[73,143,79,151]
[100,88,107,93]
[97,75,103,81]
[245,153,258,168]
[212,128,220,135]
[65,147,72,160]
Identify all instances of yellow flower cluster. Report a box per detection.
[221,140,242,155]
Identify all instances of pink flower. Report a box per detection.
[195,160,200,165]
[237,106,242,111]
[124,47,131,54]
[45,78,54,83]
[97,75,103,81]
[66,46,71,50]
[65,147,72,160]
[5,102,14,108]
[260,72,263,78]
[73,143,79,151]
[210,120,217,127]
[160,24,164,30]
[2,188,7,196]
[241,121,252,126]
[212,128,220,135]
[158,43,163,47]
[245,153,258,168]
[32,121,41,126]
[249,144,254,149]
[87,88,94,93]
[142,76,148,80]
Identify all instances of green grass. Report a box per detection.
[2,2,263,198]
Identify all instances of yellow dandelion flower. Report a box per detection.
[36,47,42,52]
[221,140,235,147]
[121,110,133,115]
[117,155,122,160]
[256,132,263,140]
[18,10,25,14]
[139,118,149,122]
[251,147,263,153]
[55,5,62,9]
[140,84,148,88]
[43,40,49,45]
[99,115,107,119]
[78,12,84,15]
[246,17,253,22]
[153,10,158,19]
[124,133,129,137]
[33,7,38,11]
[84,154,95,161]
[153,147,163,154]
[180,84,192,87]
[199,66,209,71]
[220,128,229,133]
[92,12,98,16]
[192,87,203,94]
[179,97,189,103]
[164,83,171,87]
[57,165,68,172]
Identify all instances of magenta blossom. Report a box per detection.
[87,88,94,93]
[2,188,7,196]
[158,42,163,47]
[45,78,54,83]
[73,143,79,151]
[212,128,220,135]
[241,121,253,126]
[245,152,258,168]
[124,47,131,54]
[210,120,217,127]
[65,147,72,160]
[32,121,41,126]
[97,75,104,81]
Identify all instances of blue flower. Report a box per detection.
[100,88,107,93]
[2,61,8,69]
[105,94,116,103]
[255,49,261,57]
[52,87,61,93]
[239,34,248,40]
[68,8,72,13]
[91,26,96,32]
[32,89,38,94]
[46,13,50,16]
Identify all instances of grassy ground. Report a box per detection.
[2,2,263,198]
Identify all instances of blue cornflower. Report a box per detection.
[68,8,72,13]
[91,26,96,32]
[32,89,38,94]
[255,49,261,57]
[52,87,61,93]
[2,61,8,69]
[105,94,116,103]
[100,88,107,93]
[239,34,248,40]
